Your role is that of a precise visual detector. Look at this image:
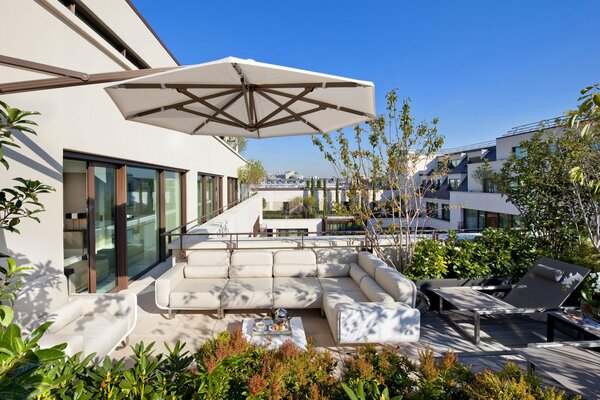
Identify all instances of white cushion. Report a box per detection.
[273,263,317,277]
[187,250,230,267]
[318,277,360,293]
[358,251,387,278]
[317,263,350,277]
[229,264,272,278]
[169,279,227,309]
[231,251,273,266]
[274,249,316,265]
[375,267,417,307]
[273,277,323,308]
[349,263,369,285]
[230,251,273,278]
[360,276,395,303]
[315,248,358,265]
[185,265,228,279]
[322,291,368,339]
[221,278,273,309]
[59,314,128,359]
[14,274,69,329]
[46,300,82,334]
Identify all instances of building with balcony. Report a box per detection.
[420,117,566,231]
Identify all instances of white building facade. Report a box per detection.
[0,0,248,292]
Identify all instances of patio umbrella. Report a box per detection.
[105,57,375,138]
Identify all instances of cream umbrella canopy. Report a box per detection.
[104,57,375,138]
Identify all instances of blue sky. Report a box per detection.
[132,0,600,177]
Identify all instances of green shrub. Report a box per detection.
[407,228,542,280]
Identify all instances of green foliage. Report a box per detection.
[339,347,571,400]
[313,89,446,270]
[237,159,267,189]
[0,102,54,234]
[406,228,540,280]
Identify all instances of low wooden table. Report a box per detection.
[547,310,600,342]
[242,317,307,350]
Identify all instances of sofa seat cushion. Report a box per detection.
[317,263,350,278]
[273,277,323,308]
[322,291,369,340]
[58,314,128,359]
[360,276,395,303]
[185,265,228,279]
[318,277,360,293]
[222,278,273,309]
[169,279,228,309]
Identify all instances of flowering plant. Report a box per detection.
[581,272,600,307]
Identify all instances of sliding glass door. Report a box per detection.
[93,166,118,292]
[127,167,159,279]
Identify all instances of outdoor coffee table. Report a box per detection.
[242,317,307,350]
[547,310,600,342]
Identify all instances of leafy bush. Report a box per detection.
[407,228,541,280]
[340,347,574,400]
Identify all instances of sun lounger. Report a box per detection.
[432,257,590,344]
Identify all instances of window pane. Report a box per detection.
[464,209,478,229]
[94,166,117,292]
[164,171,181,232]
[206,176,214,219]
[127,167,159,279]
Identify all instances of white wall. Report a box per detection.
[0,1,246,278]
[450,192,518,215]
[262,218,323,235]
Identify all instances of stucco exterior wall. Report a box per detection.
[0,1,246,278]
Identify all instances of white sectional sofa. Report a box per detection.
[14,274,137,360]
[155,248,420,344]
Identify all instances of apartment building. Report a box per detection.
[0,0,248,292]
[420,118,565,231]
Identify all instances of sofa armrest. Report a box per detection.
[335,302,420,344]
[70,293,137,331]
[155,262,186,308]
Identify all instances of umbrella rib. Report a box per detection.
[256,90,324,133]
[126,88,239,119]
[255,87,314,127]
[260,87,374,118]
[179,89,247,127]
[178,107,244,129]
[258,106,324,129]
[193,92,244,133]
[232,63,254,129]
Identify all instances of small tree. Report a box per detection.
[472,159,497,193]
[313,89,445,270]
[237,159,267,194]
[335,178,340,204]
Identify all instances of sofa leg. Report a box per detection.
[218,309,225,319]
[320,308,325,318]
[168,309,175,319]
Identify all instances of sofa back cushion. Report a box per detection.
[229,251,273,278]
[317,263,350,277]
[14,274,69,329]
[46,300,82,334]
[360,276,395,303]
[358,251,387,278]
[375,267,417,307]
[185,265,228,279]
[273,250,317,277]
[187,250,230,267]
[315,248,358,265]
[349,263,369,285]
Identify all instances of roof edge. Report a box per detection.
[124,0,180,66]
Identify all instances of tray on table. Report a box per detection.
[250,318,293,336]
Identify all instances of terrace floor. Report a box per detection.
[110,261,575,390]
